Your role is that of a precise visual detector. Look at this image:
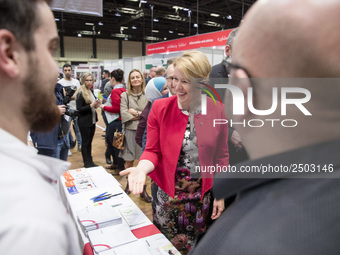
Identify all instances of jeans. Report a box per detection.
[73,117,82,148]
[69,117,82,148]
[106,120,125,170]
[56,134,70,161]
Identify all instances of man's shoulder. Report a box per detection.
[210,61,228,78]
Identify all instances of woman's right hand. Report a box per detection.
[120,167,147,194]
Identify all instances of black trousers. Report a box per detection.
[106,120,125,170]
[79,124,96,167]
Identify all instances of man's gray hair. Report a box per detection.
[226,27,239,48]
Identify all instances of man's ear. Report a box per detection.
[0,30,20,78]
[225,45,231,57]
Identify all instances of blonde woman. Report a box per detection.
[120,69,148,193]
[121,51,228,252]
[75,73,101,168]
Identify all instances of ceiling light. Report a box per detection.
[124,38,128,40]
[145,36,160,41]
[115,12,121,16]
[98,22,104,25]
[178,33,184,36]
[97,31,101,35]
[226,15,232,20]
[193,23,198,28]
[132,26,137,29]
[204,21,222,27]
[140,0,147,3]
[165,14,186,21]
[85,22,94,26]
[77,33,82,37]
[168,30,173,33]
[153,19,159,22]
[152,30,159,33]
[117,7,138,14]
[55,18,60,21]
[211,13,220,17]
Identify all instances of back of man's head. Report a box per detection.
[155,65,166,77]
[0,0,52,51]
[233,0,340,78]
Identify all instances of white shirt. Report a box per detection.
[0,129,81,255]
[58,78,81,110]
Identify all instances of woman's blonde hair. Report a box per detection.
[173,51,211,80]
[126,69,145,95]
[75,72,94,104]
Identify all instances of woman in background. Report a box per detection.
[75,73,101,168]
[120,69,148,194]
[100,69,126,173]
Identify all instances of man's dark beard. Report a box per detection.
[23,56,60,132]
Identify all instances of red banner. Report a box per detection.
[146,29,233,55]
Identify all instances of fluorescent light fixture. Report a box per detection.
[55,18,60,21]
[140,0,147,3]
[85,22,94,26]
[145,36,160,41]
[183,8,189,11]
[77,33,82,37]
[169,30,174,33]
[115,12,121,16]
[153,19,159,22]
[204,21,222,27]
[117,7,138,14]
[211,13,220,17]
[178,33,184,36]
[152,30,159,33]
[132,26,137,29]
[226,15,232,20]
[193,23,198,28]
[98,22,104,25]
[124,38,128,40]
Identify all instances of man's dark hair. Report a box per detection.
[167,58,176,67]
[0,0,52,51]
[103,70,110,77]
[63,63,72,70]
[111,69,124,83]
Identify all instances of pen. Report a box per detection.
[90,192,108,200]
[93,192,124,202]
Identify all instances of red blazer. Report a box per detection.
[140,95,229,199]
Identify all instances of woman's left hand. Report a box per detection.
[211,198,225,220]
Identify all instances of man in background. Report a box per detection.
[145,66,156,84]
[59,63,82,152]
[155,65,166,77]
[0,0,80,254]
[210,27,248,166]
[100,69,110,94]
[190,0,340,254]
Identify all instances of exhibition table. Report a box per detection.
[59,166,180,255]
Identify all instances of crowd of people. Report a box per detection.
[1,0,340,254]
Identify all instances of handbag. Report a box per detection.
[112,129,125,150]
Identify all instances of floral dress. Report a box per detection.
[151,112,212,253]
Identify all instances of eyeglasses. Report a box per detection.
[226,58,252,78]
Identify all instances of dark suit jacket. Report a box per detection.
[210,59,229,79]
[189,139,340,255]
[76,90,98,127]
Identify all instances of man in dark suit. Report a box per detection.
[210,27,249,166]
[189,0,340,254]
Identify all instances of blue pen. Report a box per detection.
[93,193,123,202]
[90,192,108,200]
